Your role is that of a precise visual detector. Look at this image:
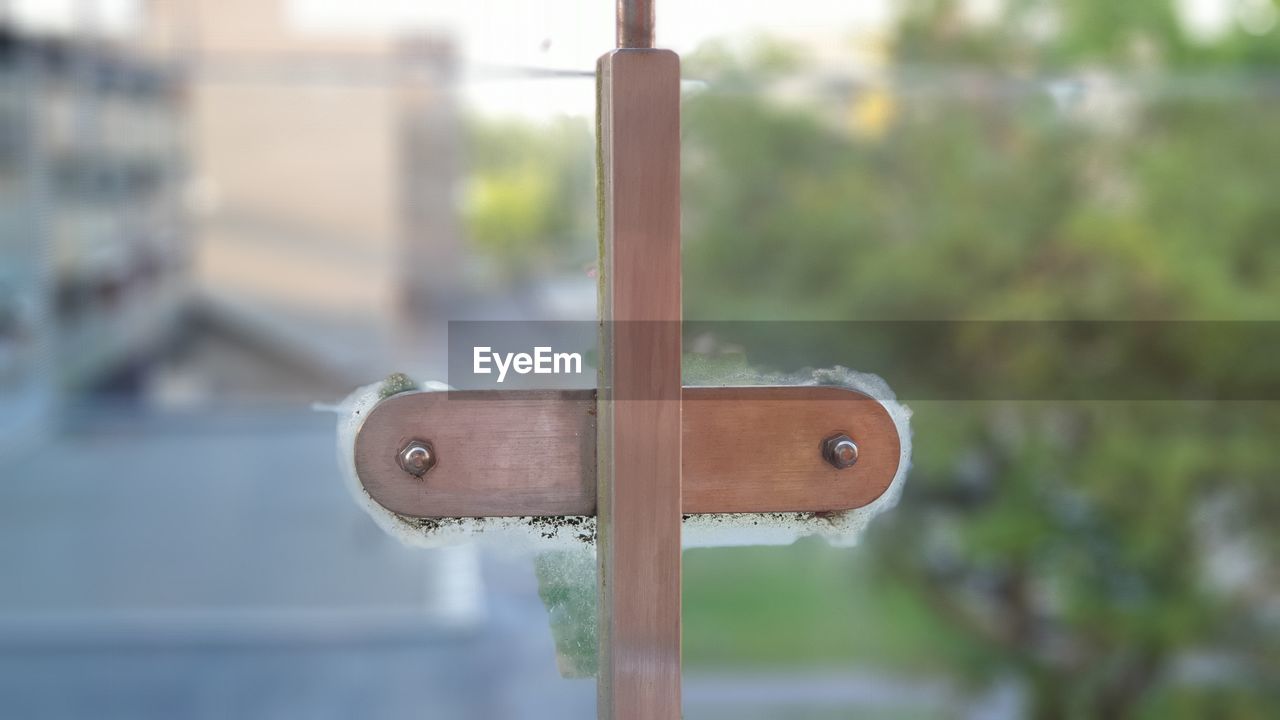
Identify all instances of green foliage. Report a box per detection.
[677,1,1280,717]
[461,116,596,282]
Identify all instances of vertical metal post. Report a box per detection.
[596,4,682,715]
[615,0,655,49]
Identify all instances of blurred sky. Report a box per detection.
[9,0,1273,118]
[9,0,887,118]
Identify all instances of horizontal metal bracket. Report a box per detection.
[353,386,901,518]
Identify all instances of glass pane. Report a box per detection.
[5,2,1279,719]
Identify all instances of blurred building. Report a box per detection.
[0,22,186,454]
[1,14,504,717]
[145,0,463,390]
[3,0,467,424]
[0,27,52,457]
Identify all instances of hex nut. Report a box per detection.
[398,440,436,477]
[822,434,859,470]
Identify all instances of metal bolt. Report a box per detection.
[398,440,436,477]
[822,434,859,470]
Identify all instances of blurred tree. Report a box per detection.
[678,1,1280,718]
[461,116,596,283]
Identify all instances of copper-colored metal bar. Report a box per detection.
[353,386,902,518]
[355,390,597,517]
[682,386,901,513]
[596,48,681,719]
[616,0,655,49]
